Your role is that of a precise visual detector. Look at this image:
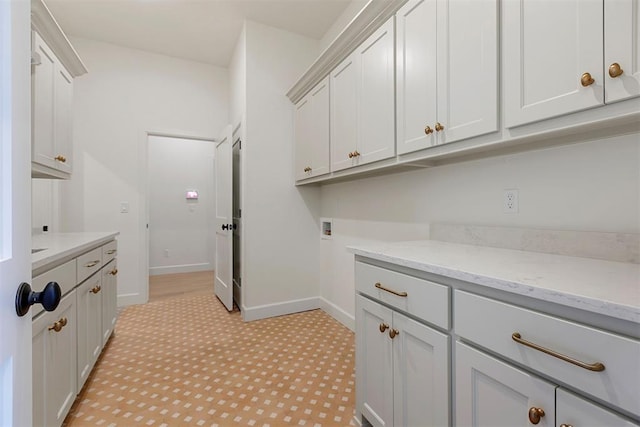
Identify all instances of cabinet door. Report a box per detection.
[32,31,56,170]
[309,77,330,177]
[455,342,555,426]
[294,94,313,180]
[356,295,393,427]
[32,291,77,427]
[392,311,449,427]
[331,53,358,172]
[396,0,437,155]
[357,17,395,165]
[436,0,498,144]
[102,260,118,345]
[53,64,72,174]
[557,388,640,427]
[76,274,103,391]
[604,0,640,103]
[503,0,604,127]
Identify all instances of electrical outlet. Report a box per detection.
[504,189,519,213]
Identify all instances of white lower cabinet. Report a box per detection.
[356,294,449,427]
[76,272,103,390]
[32,291,77,427]
[102,260,118,344]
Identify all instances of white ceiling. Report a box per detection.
[45,0,354,67]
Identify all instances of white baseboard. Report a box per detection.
[118,292,145,307]
[242,297,321,322]
[319,297,355,331]
[149,262,212,276]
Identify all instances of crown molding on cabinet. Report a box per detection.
[31,0,88,77]
[286,0,408,104]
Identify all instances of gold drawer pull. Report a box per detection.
[48,317,67,332]
[528,407,545,425]
[379,323,389,333]
[54,155,67,163]
[512,332,605,372]
[91,285,101,294]
[85,260,100,268]
[106,249,117,255]
[108,268,118,276]
[374,282,408,297]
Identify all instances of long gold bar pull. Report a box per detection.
[374,282,408,297]
[511,332,605,372]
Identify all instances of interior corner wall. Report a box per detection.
[241,21,322,320]
[319,133,640,326]
[60,38,229,306]
[318,0,369,52]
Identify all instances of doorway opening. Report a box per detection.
[232,133,242,309]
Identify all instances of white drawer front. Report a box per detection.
[32,259,76,317]
[102,240,117,265]
[356,262,449,329]
[76,247,102,284]
[455,290,640,416]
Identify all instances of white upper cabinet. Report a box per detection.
[331,17,395,172]
[503,0,604,127]
[396,0,498,155]
[294,77,330,181]
[604,0,640,103]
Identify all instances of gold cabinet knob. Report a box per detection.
[528,407,545,424]
[48,317,67,332]
[609,62,623,78]
[580,72,595,87]
[560,424,573,427]
[434,122,444,132]
[60,317,67,327]
[54,155,67,163]
[389,329,399,339]
[348,152,354,158]
[353,150,360,157]
[424,126,434,135]
[303,166,312,172]
[379,323,389,333]
[109,268,118,276]
[91,285,101,294]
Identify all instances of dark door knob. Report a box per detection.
[15,281,61,317]
[222,224,229,230]
[232,223,237,230]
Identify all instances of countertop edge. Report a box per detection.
[32,232,120,273]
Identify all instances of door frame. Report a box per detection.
[231,118,247,318]
[139,128,215,305]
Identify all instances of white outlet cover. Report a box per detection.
[120,202,130,213]
[503,189,519,213]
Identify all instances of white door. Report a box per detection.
[214,124,233,311]
[0,1,33,425]
[455,342,556,426]
[503,0,604,127]
[604,0,640,103]
[393,311,449,427]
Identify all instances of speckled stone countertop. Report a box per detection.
[349,240,640,324]
[32,232,119,273]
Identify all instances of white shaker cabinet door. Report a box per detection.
[436,0,498,145]
[392,311,449,427]
[32,31,56,170]
[53,64,73,174]
[604,0,640,103]
[556,388,640,427]
[357,17,395,165]
[309,77,330,178]
[76,274,103,391]
[503,0,604,127]
[102,260,118,345]
[356,295,393,427]
[294,95,313,180]
[331,53,358,172]
[396,0,437,154]
[455,342,556,427]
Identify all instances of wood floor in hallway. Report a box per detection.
[149,270,215,302]
[63,283,356,427]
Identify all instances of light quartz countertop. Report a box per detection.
[32,232,119,273]
[349,240,640,324]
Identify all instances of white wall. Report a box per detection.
[239,21,323,320]
[147,135,215,276]
[59,38,229,306]
[31,179,60,233]
[320,133,640,328]
[318,0,368,52]
[229,26,246,129]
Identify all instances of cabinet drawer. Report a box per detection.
[102,240,117,264]
[76,247,102,283]
[356,262,449,329]
[455,290,640,416]
[32,259,76,317]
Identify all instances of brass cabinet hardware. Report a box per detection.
[109,268,118,276]
[353,150,360,157]
[379,323,389,333]
[106,250,117,255]
[48,317,67,332]
[434,122,444,132]
[424,126,433,135]
[348,152,354,158]
[560,424,573,427]
[580,72,595,87]
[374,282,408,297]
[512,332,605,371]
[304,166,312,172]
[54,155,67,163]
[91,285,101,294]
[528,407,545,424]
[389,329,399,339]
[85,260,101,268]
[609,62,623,78]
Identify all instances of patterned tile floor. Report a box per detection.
[64,294,356,426]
